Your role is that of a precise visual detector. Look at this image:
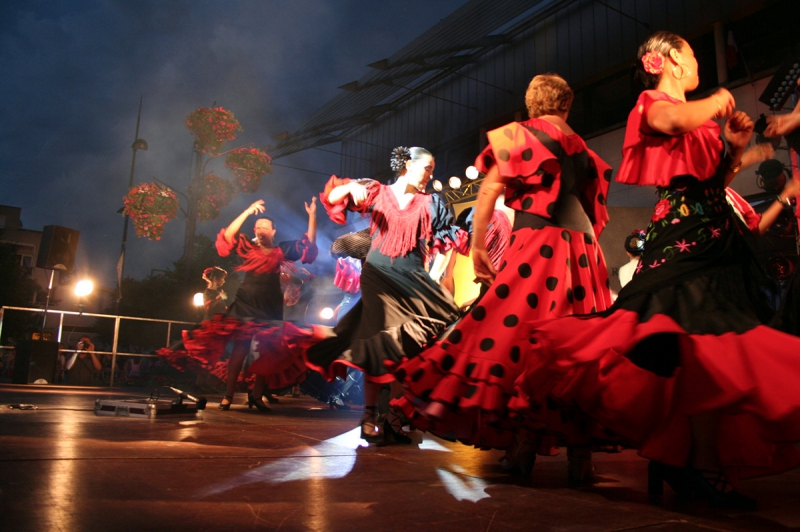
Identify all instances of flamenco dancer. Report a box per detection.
[202,266,229,319]
[395,74,614,482]
[305,146,461,443]
[509,31,800,509]
[161,198,318,411]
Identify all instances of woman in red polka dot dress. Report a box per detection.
[395,74,614,476]
[509,32,800,509]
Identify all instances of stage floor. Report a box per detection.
[1,384,799,532]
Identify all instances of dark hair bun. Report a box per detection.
[624,230,646,255]
[390,146,411,172]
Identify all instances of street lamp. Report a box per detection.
[117,96,148,312]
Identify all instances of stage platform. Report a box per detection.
[1,383,799,531]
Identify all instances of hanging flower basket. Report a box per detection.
[122,182,179,240]
[196,173,235,222]
[185,106,242,155]
[225,147,273,193]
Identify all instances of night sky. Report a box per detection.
[1,0,467,287]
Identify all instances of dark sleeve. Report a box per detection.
[429,193,461,254]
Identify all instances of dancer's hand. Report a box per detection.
[711,88,735,119]
[305,197,317,216]
[349,182,369,206]
[781,177,800,202]
[765,113,800,137]
[724,111,754,151]
[473,247,496,287]
[247,200,266,216]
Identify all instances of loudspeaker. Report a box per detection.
[12,340,59,384]
[37,226,80,271]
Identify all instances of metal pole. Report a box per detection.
[110,315,121,386]
[40,269,56,338]
[117,96,145,311]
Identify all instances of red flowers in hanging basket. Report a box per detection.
[185,106,242,155]
[224,147,273,193]
[196,173,235,222]
[122,182,179,240]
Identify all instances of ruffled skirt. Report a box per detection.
[158,317,324,389]
[304,260,460,383]
[395,226,613,448]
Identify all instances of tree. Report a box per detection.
[0,240,43,343]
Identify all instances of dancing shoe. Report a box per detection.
[382,408,412,444]
[686,467,757,510]
[218,395,233,411]
[360,407,382,443]
[247,393,271,412]
[567,446,596,486]
[500,431,537,477]
[265,393,280,404]
[647,461,757,510]
[328,396,351,410]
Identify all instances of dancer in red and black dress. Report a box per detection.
[160,198,318,411]
[395,74,614,481]
[509,32,800,509]
[305,146,461,443]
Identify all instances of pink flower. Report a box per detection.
[642,51,664,75]
[674,239,692,253]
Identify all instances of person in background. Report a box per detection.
[65,336,103,386]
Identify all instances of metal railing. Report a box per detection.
[0,306,196,386]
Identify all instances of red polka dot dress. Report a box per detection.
[395,118,614,448]
[509,90,800,483]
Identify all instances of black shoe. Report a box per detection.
[247,393,271,412]
[647,461,691,497]
[329,396,351,410]
[265,393,280,404]
[686,467,757,511]
[218,395,233,411]
[383,408,412,445]
[360,407,382,443]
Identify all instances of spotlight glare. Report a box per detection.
[448,176,462,189]
[465,166,480,180]
[432,180,443,191]
[320,307,334,320]
[193,292,204,307]
[74,279,94,297]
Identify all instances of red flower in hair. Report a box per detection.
[642,51,664,75]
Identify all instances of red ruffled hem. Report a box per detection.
[511,311,800,483]
[333,257,361,293]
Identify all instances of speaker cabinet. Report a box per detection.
[12,340,59,384]
[37,226,80,271]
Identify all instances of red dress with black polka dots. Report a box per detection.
[509,90,800,483]
[395,118,614,448]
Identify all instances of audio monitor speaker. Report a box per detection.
[12,340,59,384]
[37,225,80,271]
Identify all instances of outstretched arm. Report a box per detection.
[757,178,800,235]
[326,182,369,206]
[647,88,734,135]
[223,200,265,244]
[305,197,317,243]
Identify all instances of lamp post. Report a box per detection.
[117,96,148,312]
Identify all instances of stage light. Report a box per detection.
[320,307,334,320]
[759,60,800,111]
[432,180,443,191]
[448,176,462,189]
[74,279,94,297]
[193,292,204,307]
[465,166,480,180]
